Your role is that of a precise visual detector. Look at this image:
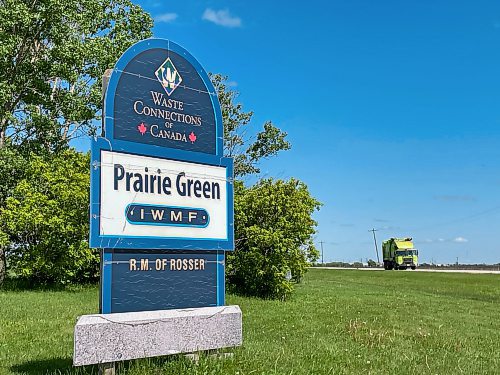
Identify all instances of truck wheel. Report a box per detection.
[411,266,416,270]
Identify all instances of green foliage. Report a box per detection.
[0,146,27,283]
[0,146,27,203]
[211,74,291,176]
[0,0,153,153]
[0,149,97,284]
[227,179,321,299]
[0,233,7,284]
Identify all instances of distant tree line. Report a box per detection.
[313,262,500,270]
[313,260,379,268]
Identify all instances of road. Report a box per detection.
[315,267,500,274]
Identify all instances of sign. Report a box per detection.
[91,146,233,249]
[90,39,233,314]
[104,152,226,236]
[102,251,224,313]
[105,39,222,155]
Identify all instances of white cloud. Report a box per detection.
[421,237,469,244]
[202,8,241,28]
[155,13,178,23]
[227,81,238,87]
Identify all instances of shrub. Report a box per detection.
[227,179,320,299]
[0,149,98,284]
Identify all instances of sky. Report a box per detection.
[82,0,500,264]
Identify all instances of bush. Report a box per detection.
[227,179,321,299]
[0,149,98,284]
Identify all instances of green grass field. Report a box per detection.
[1,269,499,375]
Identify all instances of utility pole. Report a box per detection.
[369,228,380,265]
[319,241,324,264]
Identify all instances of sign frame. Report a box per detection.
[91,38,234,314]
[90,137,234,250]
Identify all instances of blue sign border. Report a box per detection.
[90,136,234,250]
[103,38,224,157]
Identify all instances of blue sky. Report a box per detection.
[92,1,500,264]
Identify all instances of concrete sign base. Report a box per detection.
[73,305,242,366]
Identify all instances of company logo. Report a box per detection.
[155,57,182,96]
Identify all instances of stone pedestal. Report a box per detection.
[73,305,242,366]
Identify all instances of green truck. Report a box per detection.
[382,238,418,270]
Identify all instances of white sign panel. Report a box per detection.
[99,150,228,240]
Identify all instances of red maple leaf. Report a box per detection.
[189,131,197,143]
[137,122,147,135]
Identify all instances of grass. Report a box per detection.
[1,269,499,374]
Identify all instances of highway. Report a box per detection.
[315,267,500,274]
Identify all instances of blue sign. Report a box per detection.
[102,251,225,313]
[90,39,234,314]
[105,39,222,155]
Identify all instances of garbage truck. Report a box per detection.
[382,238,418,270]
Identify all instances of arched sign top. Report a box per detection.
[104,38,223,156]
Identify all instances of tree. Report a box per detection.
[0,0,153,153]
[211,74,291,176]
[0,0,153,282]
[0,150,96,284]
[227,179,320,299]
